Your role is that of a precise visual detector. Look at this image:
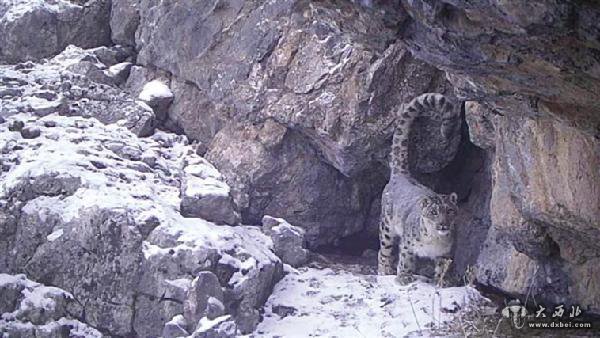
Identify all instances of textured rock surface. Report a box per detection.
[180,157,240,226]
[110,0,139,47]
[206,120,387,248]
[477,115,600,312]
[400,0,600,312]
[0,274,102,337]
[401,0,600,137]
[0,0,112,63]
[184,272,224,330]
[0,45,156,137]
[0,112,282,335]
[262,216,309,267]
[132,0,460,176]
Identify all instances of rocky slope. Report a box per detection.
[0,108,284,335]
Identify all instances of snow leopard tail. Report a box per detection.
[390,93,456,176]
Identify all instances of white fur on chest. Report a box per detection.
[412,235,453,258]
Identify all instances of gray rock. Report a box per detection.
[464,101,496,150]
[110,0,140,47]
[262,216,309,267]
[90,45,133,66]
[0,46,158,137]
[138,80,174,121]
[163,315,189,338]
[206,120,387,248]
[206,297,226,320]
[184,272,224,331]
[20,126,41,139]
[106,62,133,86]
[8,120,24,132]
[180,158,240,226]
[0,0,112,63]
[0,113,283,335]
[191,316,238,338]
[0,274,102,337]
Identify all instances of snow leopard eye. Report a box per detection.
[430,209,438,216]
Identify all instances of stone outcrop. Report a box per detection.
[261,216,309,267]
[400,0,600,138]
[0,0,112,63]
[0,45,156,137]
[205,120,387,248]
[0,274,102,337]
[132,0,461,176]
[0,110,282,335]
[400,0,600,312]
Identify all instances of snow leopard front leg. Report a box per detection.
[396,245,417,284]
[377,209,398,276]
[434,257,453,287]
[378,216,397,275]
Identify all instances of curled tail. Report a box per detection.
[390,93,456,176]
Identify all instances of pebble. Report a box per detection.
[20,126,41,139]
[8,120,24,132]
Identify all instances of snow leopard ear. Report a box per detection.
[449,192,458,205]
[420,197,431,209]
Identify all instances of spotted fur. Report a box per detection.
[378,93,459,283]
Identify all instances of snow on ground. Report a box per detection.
[249,267,491,338]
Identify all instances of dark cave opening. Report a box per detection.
[313,113,494,272]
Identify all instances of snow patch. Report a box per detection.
[249,267,491,337]
[139,80,173,101]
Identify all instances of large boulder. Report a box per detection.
[261,216,309,267]
[206,120,387,248]
[180,157,240,226]
[0,0,112,63]
[0,113,283,336]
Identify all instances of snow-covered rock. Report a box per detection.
[192,315,238,338]
[0,112,283,335]
[139,80,174,120]
[180,156,240,226]
[0,0,111,63]
[184,272,224,331]
[0,274,102,337]
[0,45,156,137]
[262,216,309,267]
[251,267,492,337]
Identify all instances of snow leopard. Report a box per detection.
[378,93,459,284]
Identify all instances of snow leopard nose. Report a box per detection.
[437,223,452,230]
